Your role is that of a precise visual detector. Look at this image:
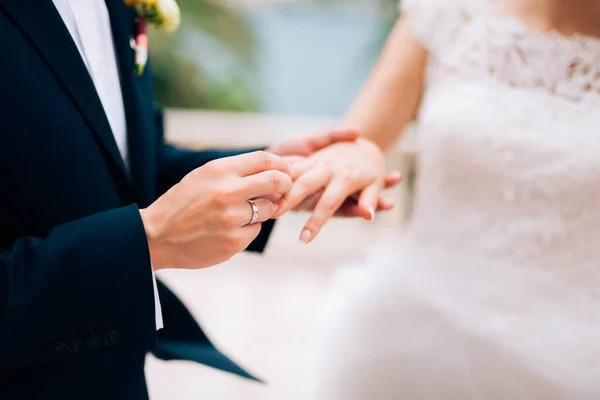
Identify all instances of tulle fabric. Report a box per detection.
[307,239,600,399]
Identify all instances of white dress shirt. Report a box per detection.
[52,0,163,330]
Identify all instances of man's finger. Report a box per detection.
[299,179,352,244]
[241,170,293,199]
[228,151,292,177]
[260,193,284,203]
[237,198,275,226]
[273,169,330,218]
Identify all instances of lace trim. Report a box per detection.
[400,0,600,104]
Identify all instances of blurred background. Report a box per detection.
[149,0,398,114]
[147,1,414,398]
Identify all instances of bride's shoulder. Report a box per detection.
[400,0,483,12]
[399,0,483,51]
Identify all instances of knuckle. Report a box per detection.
[214,183,238,201]
[257,151,274,170]
[339,170,354,184]
[217,209,238,227]
[271,171,292,192]
[319,198,339,212]
[270,170,279,189]
[323,158,336,170]
[224,233,244,252]
[295,178,311,194]
[205,158,226,174]
[186,167,206,183]
[210,195,228,210]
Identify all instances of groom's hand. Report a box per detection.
[140,151,292,271]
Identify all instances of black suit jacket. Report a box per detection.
[0,0,272,398]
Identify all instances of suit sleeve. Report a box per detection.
[0,205,157,369]
[154,106,275,253]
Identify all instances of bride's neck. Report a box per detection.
[506,0,600,37]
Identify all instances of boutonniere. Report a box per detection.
[124,0,181,76]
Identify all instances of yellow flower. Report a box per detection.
[125,0,180,33]
[124,0,157,6]
[155,0,181,33]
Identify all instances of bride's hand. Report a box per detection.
[273,138,394,243]
[291,172,401,216]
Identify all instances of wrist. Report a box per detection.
[139,207,170,271]
[357,136,380,150]
[356,137,385,158]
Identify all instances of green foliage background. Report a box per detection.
[149,0,399,112]
[148,0,259,111]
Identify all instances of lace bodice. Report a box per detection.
[404,0,600,105]
[401,0,600,274]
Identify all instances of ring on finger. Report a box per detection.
[245,199,259,226]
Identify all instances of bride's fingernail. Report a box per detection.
[369,207,376,221]
[299,229,311,244]
[273,204,279,213]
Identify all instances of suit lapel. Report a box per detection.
[0,0,131,186]
[105,0,156,205]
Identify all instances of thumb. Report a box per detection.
[307,128,361,152]
[358,181,382,221]
[327,128,361,143]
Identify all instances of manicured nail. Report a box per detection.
[273,204,279,213]
[368,207,376,221]
[299,229,311,244]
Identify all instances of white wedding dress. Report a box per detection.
[308,0,600,398]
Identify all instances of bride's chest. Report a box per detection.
[416,82,600,204]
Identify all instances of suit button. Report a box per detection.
[85,334,102,351]
[67,337,83,353]
[48,341,66,356]
[103,330,121,348]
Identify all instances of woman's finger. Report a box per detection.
[290,159,316,181]
[336,197,395,217]
[378,198,396,211]
[358,181,384,221]
[293,191,323,211]
[299,179,352,243]
[273,168,331,218]
[384,171,403,189]
[345,171,401,203]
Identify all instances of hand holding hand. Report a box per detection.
[274,138,394,243]
[291,171,402,217]
[140,151,292,270]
